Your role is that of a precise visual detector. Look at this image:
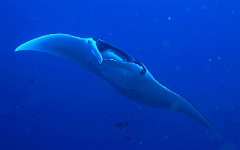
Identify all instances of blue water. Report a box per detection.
[1,0,239,149]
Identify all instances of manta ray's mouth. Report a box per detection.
[93,38,146,74]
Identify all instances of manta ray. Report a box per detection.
[15,33,221,139]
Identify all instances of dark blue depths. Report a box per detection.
[0,0,239,149]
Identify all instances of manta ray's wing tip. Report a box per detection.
[215,130,222,141]
[15,40,33,52]
[15,44,24,52]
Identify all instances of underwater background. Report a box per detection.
[0,0,239,149]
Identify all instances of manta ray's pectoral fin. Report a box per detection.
[15,34,103,75]
[172,94,221,139]
[149,81,222,139]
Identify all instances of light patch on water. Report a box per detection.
[175,66,180,71]
[186,8,191,13]
[214,105,220,111]
[162,39,171,47]
[202,5,207,10]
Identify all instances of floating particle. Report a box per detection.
[175,66,180,71]
[186,8,191,13]
[202,5,207,9]
[162,39,170,47]
[214,105,220,110]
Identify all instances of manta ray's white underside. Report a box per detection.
[15,33,221,139]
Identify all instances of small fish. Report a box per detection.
[124,136,131,140]
[114,121,129,130]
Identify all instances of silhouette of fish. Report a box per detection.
[124,136,131,140]
[114,121,129,130]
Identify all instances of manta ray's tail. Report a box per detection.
[152,81,222,140]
